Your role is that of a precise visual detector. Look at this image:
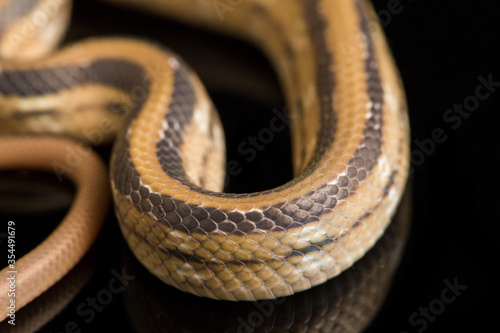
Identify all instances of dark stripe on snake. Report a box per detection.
[0,59,146,96]
[351,0,384,173]
[295,99,308,171]
[198,149,210,188]
[315,0,384,200]
[382,170,397,198]
[281,0,385,218]
[0,0,39,37]
[156,66,196,182]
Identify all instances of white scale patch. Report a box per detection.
[168,57,180,70]
[193,103,209,134]
[383,84,399,115]
[171,120,180,131]
[158,130,165,140]
[161,119,169,131]
[386,186,399,216]
[377,156,392,180]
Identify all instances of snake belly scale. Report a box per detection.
[0,0,409,304]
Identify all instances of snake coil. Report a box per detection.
[0,0,409,317]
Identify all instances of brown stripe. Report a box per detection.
[323,0,385,196]
[351,0,384,173]
[198,151,209,188]
[155,66,195,183]
[0,60,147,97]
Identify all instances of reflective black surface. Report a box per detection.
[1,0,498,331]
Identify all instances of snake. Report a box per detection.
[123,187,411,333]
[0,0,409,318]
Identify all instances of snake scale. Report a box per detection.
[0,0,409,319]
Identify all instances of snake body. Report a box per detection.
[0,0,409,309]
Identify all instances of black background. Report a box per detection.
[1,0,499,332]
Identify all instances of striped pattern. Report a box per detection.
[110,0,409,300]
[0,60,146,96]
[0,0,409,301]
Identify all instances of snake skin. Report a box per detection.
[0,0,409,306]
[108,0,409,300]
[122,185,411,332]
